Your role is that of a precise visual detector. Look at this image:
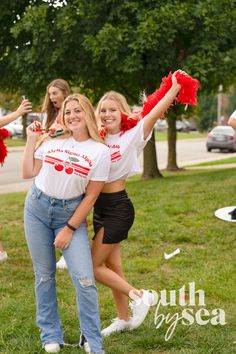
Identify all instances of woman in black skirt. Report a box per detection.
[92,72,183,336]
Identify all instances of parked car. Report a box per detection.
[206,126,236,152]
[4,122,15,137]
[176,119,191,132]
[26,113,41,125]
[154,119,168,131]
[4,113,41,138]
[4,118,23,137]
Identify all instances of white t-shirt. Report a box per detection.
[105,119,151,183]
[34,137,111,199]
[230,110,236,119]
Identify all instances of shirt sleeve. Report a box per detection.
[230,110,236,119]
[34,142,45,160]
[90,146,111,181]
[125,119,152,151]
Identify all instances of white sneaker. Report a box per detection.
[101,317,132,337]
[83,341,91,353]
[44,343,60,353]
[129,290,155,330]
[0,251,8,263]
[56,256,67,270]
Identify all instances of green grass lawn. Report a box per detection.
[192,156,236,167]
[6,138,26,147]
[155,131,206,141]
[0,169,236,354]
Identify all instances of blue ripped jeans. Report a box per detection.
[24,184,103,354]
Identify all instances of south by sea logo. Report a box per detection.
[145,282,226,341]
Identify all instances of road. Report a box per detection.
[0,139,236,194]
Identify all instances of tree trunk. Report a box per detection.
[22,113,27,140]
[167,115,180,171]
[142,131,162,179]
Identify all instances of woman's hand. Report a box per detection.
[26,121,42,139]
[16,99,32,116]
[172,70,184,90]
[54,227,73,250]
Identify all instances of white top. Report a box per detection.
[41,113,61,129]
[105,119,151,183]
[230,110,236,119]
[34,137,111,199]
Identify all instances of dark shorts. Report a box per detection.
[93,190,135,244]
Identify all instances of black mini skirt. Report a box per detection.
[93,190,135,244]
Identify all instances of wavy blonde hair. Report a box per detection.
[36,93,104,149]
[42,78,70,129]
[95,91,140,137]
[61,94,105,144]
[95,91,132,126]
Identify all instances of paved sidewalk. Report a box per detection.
[0,181,32,194]
[8,146,24,152]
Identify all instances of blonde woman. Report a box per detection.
[92,72,183,336]
[41,78,70,130]
[22,94,110,354]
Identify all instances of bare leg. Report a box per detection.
[106,245,129,320]
[91,228,136,296]
[91,229,154,334]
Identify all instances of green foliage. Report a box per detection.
[198,94,217,131]
[226,87,236,115]
[0,168,236,353]
[0,0,236,104]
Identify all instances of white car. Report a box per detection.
[5,118,23,137]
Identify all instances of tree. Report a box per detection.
[0,0,236,176]
[198,95,217,131]
[227,87,236,116]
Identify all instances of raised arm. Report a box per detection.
[143,71,182,140]
[22,122,42,179]
[0,99,32,128]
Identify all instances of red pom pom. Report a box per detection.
[175,71,200,105]
[0,128,10,166]
[141,73,172,118]
[120,114,138,133]
[99,114,139,138]
[0,128,10,140]
[140,71,200,118]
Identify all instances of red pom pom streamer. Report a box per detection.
[0,128,10,166]
[140,71,200,119]
[99,114,139,139]
[120,114,138,133]
[99,71,200,138]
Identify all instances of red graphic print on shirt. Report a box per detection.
[108,144,121,163]
[44,155,90,177]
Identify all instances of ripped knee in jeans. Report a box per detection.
[78,276,93,287]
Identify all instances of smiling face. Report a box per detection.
[64,100,89,138]
[48,86,65,109]
[99,99,122,134]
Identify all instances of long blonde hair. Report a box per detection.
[95,91,139,137]
[42,78,70,129]
[95,91,132,123]
[61,94,105,144]
[36,93,104,149]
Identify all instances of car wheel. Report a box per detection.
[207,147,211,152]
